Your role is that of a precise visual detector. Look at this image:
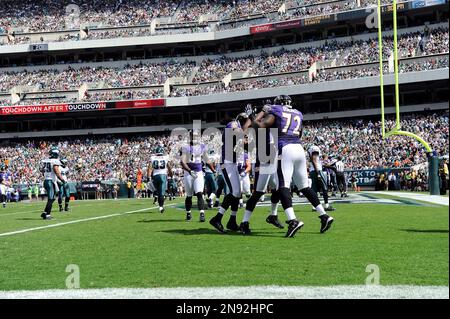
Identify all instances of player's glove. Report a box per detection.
[262,104,271,113]
[244,104,255,119]
[189,170,198,179]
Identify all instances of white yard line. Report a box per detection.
[374,191,449,206]
[0,285,447,299]
[0,204,174,238]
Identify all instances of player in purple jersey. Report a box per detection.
[209,113,251,233]
[245,95,334,237]
[239,102,284,235]
[180,131,215,222]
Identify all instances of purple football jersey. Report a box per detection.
[182,144,206,172]
[269,104,302,149]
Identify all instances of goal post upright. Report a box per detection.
[377,0,440,195]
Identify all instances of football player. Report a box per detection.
[209,113,250,233]
[324,155,338,197]
[245,95,334,237]
[40,147,66,220]
[148,145,172,214]
[167,175,178,200]
[238,148,251,208]
[204,149,219,209]
[333,156,348,197]
[57,158,71,212]
[180,131,215,222]
[0,164,11,208]
[239,103,283,235]
[308,143,335,212]
[214,161,228,207]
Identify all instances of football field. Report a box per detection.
[0,193,448,298]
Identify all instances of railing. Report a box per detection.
[0,0,445,47]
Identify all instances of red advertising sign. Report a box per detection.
[273,19,301,30]
[0,99,165,116]
[0,103,71,115]
[250,23,274,34]
[115,99,165,109]
[250,19,302,34]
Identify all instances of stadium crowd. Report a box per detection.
[0,112,447,188]
[0,54,447,106]
[0,27,447,102]
[0,61,195,93]
[0,0,417,45]
[193,27,448,82]
[171,54,448,97]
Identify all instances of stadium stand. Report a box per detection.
[0,112,447,186]
[0,0,414,45]
[0,0,448,193]
[0,25,448,105]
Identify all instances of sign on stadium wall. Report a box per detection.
[249,0,439,35]
[346,168,412,186]
[250,19,301,34]
[0,99,166,116]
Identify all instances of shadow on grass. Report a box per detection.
[137,219,181,223]
[132,211,161,215]
[400,229,449,234]
[160,228,286,238]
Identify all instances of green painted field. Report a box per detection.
[0,195,448,291]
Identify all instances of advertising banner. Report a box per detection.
[0,99,165,116]
[81,181,101,191]
[346,168,412,186]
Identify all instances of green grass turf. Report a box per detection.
[0,197,448,290]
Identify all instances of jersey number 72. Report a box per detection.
[281,112,301,136]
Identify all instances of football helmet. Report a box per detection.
[49,147,60,159]
[274,95,292,107]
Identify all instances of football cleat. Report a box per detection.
[325,205,336,212]
[285,219,304,238]
[159,207,165,214]
[64,206,70,212]
[186,212,192,221]
[319,214,334,233]
[266,215,285,229]
[59,206,63,212]
[209,215,225,233]
[41,213,52,220]
[240,222,251,235]
[199,212,205,222]
[226,218,240,231]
